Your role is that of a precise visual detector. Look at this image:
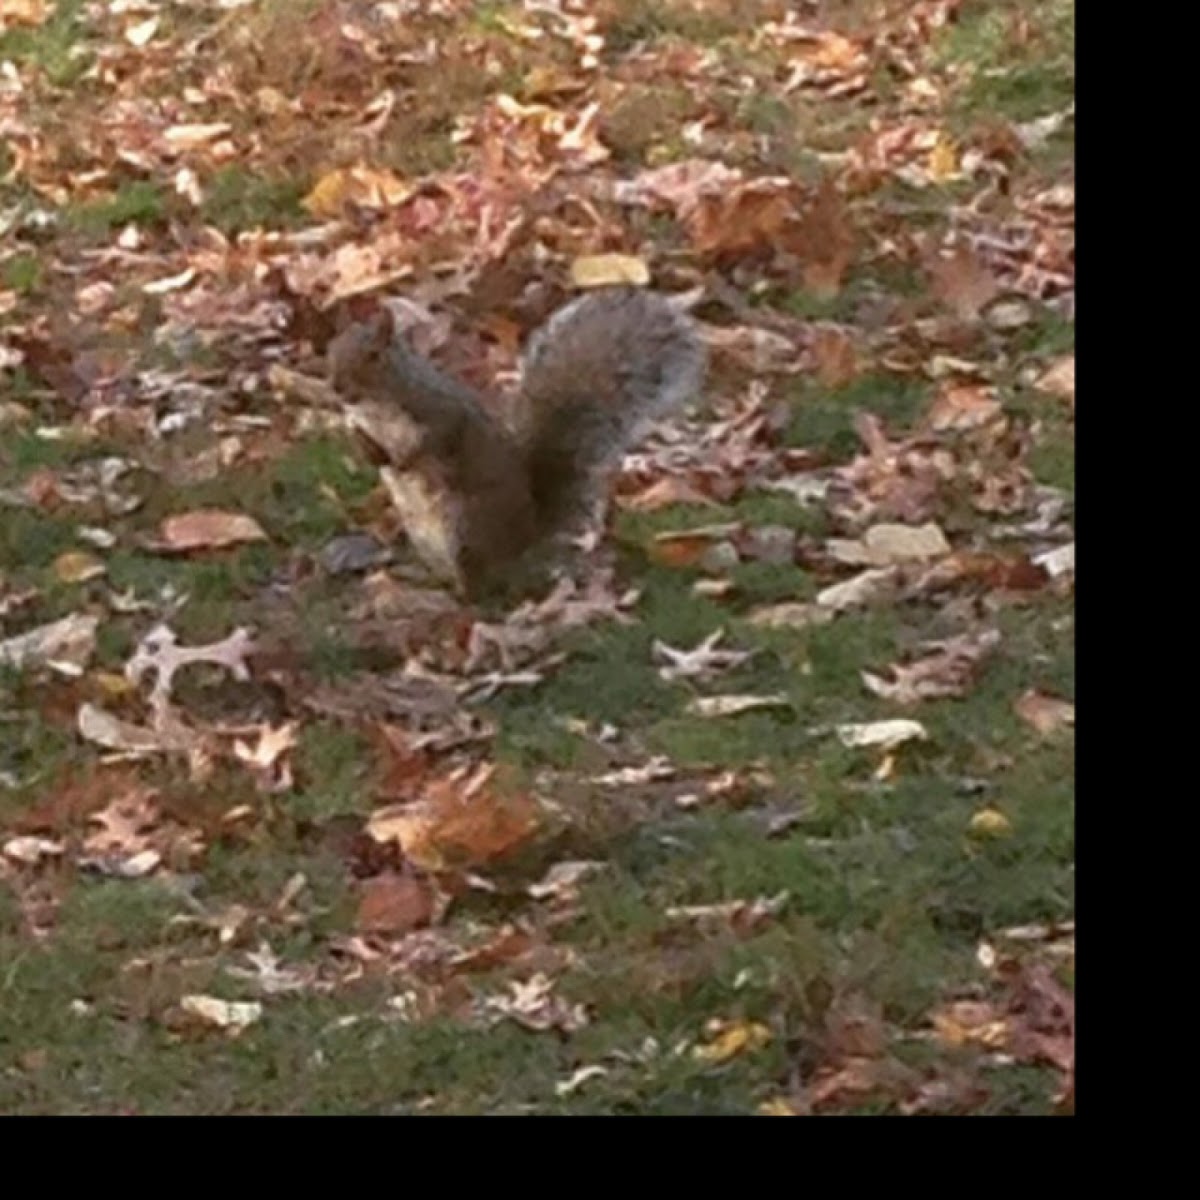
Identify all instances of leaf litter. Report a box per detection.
[0,0,1072,1114]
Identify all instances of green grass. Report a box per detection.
[199,168,308,235]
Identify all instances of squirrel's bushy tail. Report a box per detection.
[518,287,705,535]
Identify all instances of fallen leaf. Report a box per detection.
[967,807,1012,839]
[693,1020,771,1064]
[747,601,834,630]
[620,476,717,512]
[862,629,1000,705]
[929,243,1000,321]
[303,166,413,218]
[163,122,234,150]
[528,860,605,903]
[1013,690,1074,736]
[124,15,159,46]
[827,522,951,567]
[53,550,106,584]
[1035,355,1075,404]
[366,764,539,871]
[666,891,789,937]
[355,871,438,935]
[811,326,858,387]
[925,383,1003,432]
[816,567,899,612]
[688,693,791,718]
[653,630,753,682]
[156,510,267,552]
[569,254,650,288]
[179,994,263,1036]
[483,973,587,1033]
[927,133,958,182]
[232,722,298,793]
[0,0,49,29]
[3,835,64,865]
[836,719,928,750]
[0,613,98,676]
[555,1065,609,1097]
[1033,542,1074,579]
[125,624,254,713]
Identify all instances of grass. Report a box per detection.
[0,0,1073,1115]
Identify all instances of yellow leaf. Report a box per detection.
[53,550,106,584]
[693,1020,771,1063]
[758,1097,802,1116]
[303,167,414,219]
[570,254,651,288]
[928,134,958,182]
[968,806,1012,839]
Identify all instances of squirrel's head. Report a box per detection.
[327,305,398,394]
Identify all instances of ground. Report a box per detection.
[0,0,1073,1115]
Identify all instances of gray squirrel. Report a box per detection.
[327,287,705,596]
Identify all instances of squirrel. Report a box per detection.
[327,286,705,597]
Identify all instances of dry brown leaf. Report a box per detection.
[925,383,1003,432]
[303,166,413,218]
[619,158,744,216]
[862,629,1000,705]
[1036,355,1075,405]
[483,973,587,1033]
[1013,689,1074,736]
[650,524,740,568]
[827,522,951,568]
[157,510,267,552]
[811,326,858,387]
[620,476,717,512]
[928,244,1000,320]
[816,567,900,612]
[793,178,855,297]
[688,176,802,261]
[126,624,255,713]
[76,703,167,756]
[355,871,438,935]
[366,764,539,872]
[748,601,834,630]
[0,613,97,677]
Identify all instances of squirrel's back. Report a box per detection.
[519,287,705,534]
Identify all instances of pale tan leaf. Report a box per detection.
[1014,689,1074,735]
[157,510,267,551]
[569,254,650,288]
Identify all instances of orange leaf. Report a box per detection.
[355,871,437,934]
